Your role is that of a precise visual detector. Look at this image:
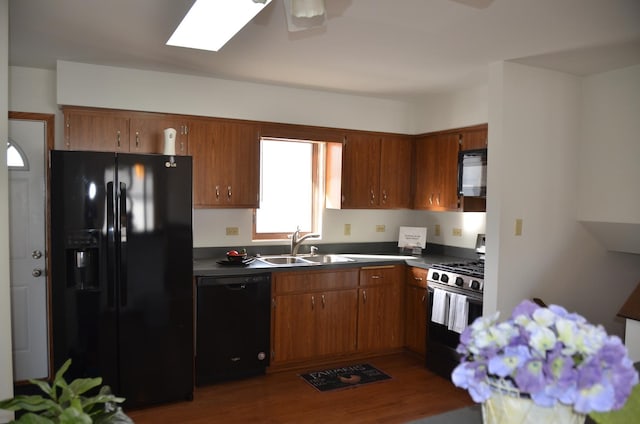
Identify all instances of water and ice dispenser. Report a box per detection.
[65,230,100,290]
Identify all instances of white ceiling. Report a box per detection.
[8,0,640,100]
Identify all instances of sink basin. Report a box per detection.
[255,254,355,266]
[300,254,354,264]
[255,255,314,265]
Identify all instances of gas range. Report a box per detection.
[427,260,485,300]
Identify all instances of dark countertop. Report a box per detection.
[193,252,466,277]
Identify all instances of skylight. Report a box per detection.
[167,0,272,52]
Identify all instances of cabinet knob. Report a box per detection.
[215,185,220,200]
[227,186,232,199]
[311,295,315,310]
[135,131,140,148]
[362,290,367,304]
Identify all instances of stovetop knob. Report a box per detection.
[471,280,481,290]
[455,277,464,287]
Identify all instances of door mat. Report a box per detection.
[299,363,392,392]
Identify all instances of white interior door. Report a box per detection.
[9,118,48,381]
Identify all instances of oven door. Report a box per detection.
[425,284,483,379]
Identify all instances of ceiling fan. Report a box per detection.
[264,0,495,33]
[168,0,494,52]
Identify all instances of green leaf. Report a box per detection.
[14,412,56,424]
[67,377,103,397]
[27,380,54,399]
[58,406,92,424]
[590,383,640,424]
[0,396,61,414]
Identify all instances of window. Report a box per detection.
[253,137,324,240]
[7,139,29,170]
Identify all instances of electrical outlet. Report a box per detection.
[344,223,351,236]
[515,218,523,236]
[225,227,239,236]
[452,228,462,237]
[375,224,386,233]
[434,224,441,237]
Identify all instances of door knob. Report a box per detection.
[32,250,43,259]
[32,268,43,277]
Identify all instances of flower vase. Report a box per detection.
[482,380,585,424]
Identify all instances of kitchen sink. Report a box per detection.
[255,254,354,266]
[255,255,314,265]
[299,254,354,264]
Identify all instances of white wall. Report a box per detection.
[57,61,413,134]
[578,64,640,223]
[486,61,640,338]
[409,85,489,134]
[1,2,15,421]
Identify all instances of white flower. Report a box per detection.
[527,324,557,355]
[532,307,557,328]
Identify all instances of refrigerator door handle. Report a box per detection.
[106,181,116,308]
[119,182,128,307]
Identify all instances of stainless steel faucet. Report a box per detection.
[290,227,320,255]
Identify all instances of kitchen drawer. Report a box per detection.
[273,268,358,294]
[359,265,403,287]
[406,267,428,288]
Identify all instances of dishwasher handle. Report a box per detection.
[197,274,271,288]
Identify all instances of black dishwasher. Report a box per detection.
[195,273,271,386]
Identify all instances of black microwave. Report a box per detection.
[458,148,487,197]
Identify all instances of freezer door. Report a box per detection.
[115,153,194,407]
[49,150,119,387]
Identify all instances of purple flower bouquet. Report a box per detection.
[452,300,639,415]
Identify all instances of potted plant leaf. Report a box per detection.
[0,359,133,423]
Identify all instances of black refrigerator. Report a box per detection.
[50,150,194,408]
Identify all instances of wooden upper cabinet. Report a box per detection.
[130,115,189,155]
[63,108,190,155]
[414,133,460,211]
[328,133,411,209]
[379,135,412,208]
[341,133,381,208]
[189,119,260,208]
[64,109,130,152]
[460,125,488,151]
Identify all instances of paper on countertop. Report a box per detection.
[397,226,427,248]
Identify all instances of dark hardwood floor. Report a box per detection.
[126,353,473,423]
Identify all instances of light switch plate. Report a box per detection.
[226,227,239,236]
[344,223,351,236]
[515,219,523,236]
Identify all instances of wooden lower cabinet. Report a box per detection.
[271,269,358,365]
[404,267,428,357]
[357,265,404,352]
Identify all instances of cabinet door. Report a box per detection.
[189,120,223,207]
[414,133,459,211]
[130,115,189,155]
[404,284,428,356]
[341,134,380,208]
[219,122,260,208]
[460,126,488,151]
[357,265,403,352]
[272,293,316,363]
[357,283,403,351]
[316,290,358,357]
[190,120,259,208]
[64,111,129,152]
[379,135,412,208]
